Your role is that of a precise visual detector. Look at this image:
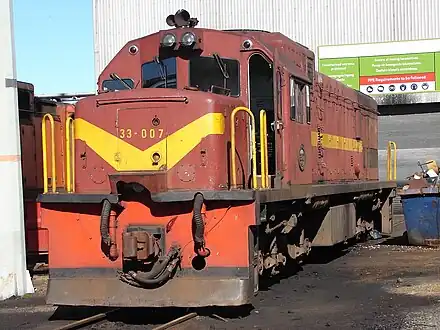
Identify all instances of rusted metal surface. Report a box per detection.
[37,181,396,204]
[46,275,252,307]
[312,203,357,246]
[108,210,119,260]
[122,230,156,260]
[258,181,396,204]
[109,173,168,194]
[405,177,431,190]
[74,89,245,193]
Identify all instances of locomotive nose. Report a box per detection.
[113,107,168,172]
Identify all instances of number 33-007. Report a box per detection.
[119,128,164,139]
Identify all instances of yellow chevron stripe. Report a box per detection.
[311,131,363,152]
[74,113,225,171]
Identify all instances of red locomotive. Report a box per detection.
[18,81,75,271]
[38,10,396,307]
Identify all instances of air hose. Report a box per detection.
[119,246,181,287]
[192,193,210,257]
[100,199,111,245]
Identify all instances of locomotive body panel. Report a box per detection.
[73,89,247,193]
[43,199,258,307]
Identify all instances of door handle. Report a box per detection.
[271,120,284,132]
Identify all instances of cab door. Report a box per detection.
[285,75,313,185]
[274,52,313,186]
[271,49,286,188]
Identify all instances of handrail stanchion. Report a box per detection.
[42,114,56,193]
[387,141,397,181]
[230,106,257,189]
[65,115,75,193]
[259,110,269,189]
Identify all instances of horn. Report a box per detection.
[166,14,176,27]
[174,9,190,27]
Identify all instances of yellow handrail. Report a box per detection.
[259,110,269,189]
[65,115,75,193]
[387,141,397,181]
[230,106,257,189]
[42,113,56,193]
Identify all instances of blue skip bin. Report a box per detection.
[400,186,440,246]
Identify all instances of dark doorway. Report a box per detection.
[248,53,276,178]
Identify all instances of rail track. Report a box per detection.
[37,307,229,330]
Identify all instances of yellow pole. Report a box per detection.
[386,141,397,181]
[42,114,56,193]
[230,106,257,189]
[259,110,268,189]
[65,116,75,192]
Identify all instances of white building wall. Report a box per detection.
[93,0,440,81]
[0,0,34,300]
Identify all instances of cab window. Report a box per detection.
[142,57,177,88]
[290,77,311,124]
[102,79,134,92]
[18,88,32,111]
[189,56,240,96]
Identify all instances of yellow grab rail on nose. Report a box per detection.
[42,113,56,193]
[65,115,75,193]
[387,141,397,181]
[230,106,257,189]
[259,110,269,189]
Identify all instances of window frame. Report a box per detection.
[289,76,312,125]
[188,56,241,97]
[102,78,135,92]
[305,84,311,124]
[141,57,177,89]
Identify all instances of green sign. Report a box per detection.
[359,53,434,76]
[318,43,440,96]
[436,52,440,90]
[319,57,359,89]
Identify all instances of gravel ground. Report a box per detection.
[3,218,440,330]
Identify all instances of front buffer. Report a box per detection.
[43,192,259,307]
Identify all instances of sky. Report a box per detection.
[12,0,95,95]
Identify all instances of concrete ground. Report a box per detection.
[2,215,440,329]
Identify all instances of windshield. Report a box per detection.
[189,56,240,96]
[102,78,134,92]
[142,57,177,88]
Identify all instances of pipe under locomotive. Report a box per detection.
[38,10,396,307]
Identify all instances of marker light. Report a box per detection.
[152,152,161,163]
[181,32,196,46]
[161,33,176,47]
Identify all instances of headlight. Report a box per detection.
[161,33,176,47]
[181,32,196,46]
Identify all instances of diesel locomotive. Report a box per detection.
[38,10,397,307]
[18,81,75,271]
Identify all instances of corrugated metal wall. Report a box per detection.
[93,0,440,80]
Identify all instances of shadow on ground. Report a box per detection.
[3,233,440,329]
